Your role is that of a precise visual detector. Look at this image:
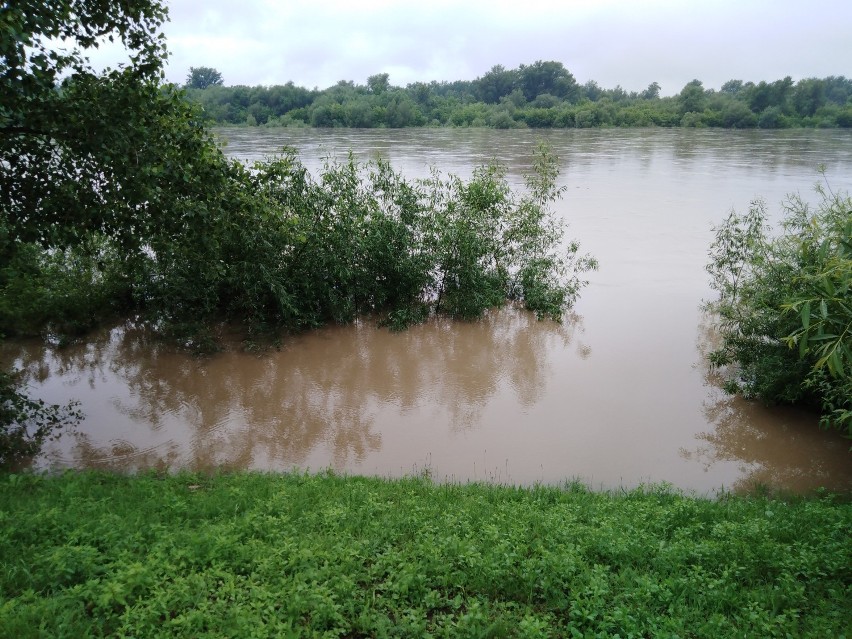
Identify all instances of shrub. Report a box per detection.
[705,176,851,435]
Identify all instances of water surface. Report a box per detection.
[6,128,851,493]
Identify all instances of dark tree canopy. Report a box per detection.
[0,0,167,143]
[516,60,579,103]
[367,72,389,94]
[678,79,706,114]
[0,1,229,254]
[476,65,518,103]
[185,66,224,89]
[641,82,661,100]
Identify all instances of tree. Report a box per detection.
[678,79,706,114]
[1,0,167,223]
[744,77,792,114]
[0,0,227,252]
[517,61,578,103]
[185,66,224,89]
[475,65,518,103]
[720,80,745,96]
[640,82,661,100]
[367,73,390,94]
[582,80,603,101]
[792,78,826,117]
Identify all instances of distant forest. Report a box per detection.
[183,61,852,129]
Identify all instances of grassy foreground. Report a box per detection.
[0,472,849,638]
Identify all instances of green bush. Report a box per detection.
[0,228,132,339]
[705,178,851,435]
[3,141,595,340]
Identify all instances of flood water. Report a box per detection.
[5,128,852,494]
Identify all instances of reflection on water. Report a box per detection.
[5,310,587,478]
[689,396,849,494]
[4,129,851,493]
[4,307,849,494]
[680,316,851,494]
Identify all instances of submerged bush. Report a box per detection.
[705,176,851,435]
[231,145,595,327]
[0,226,133,339]
[5,144,595,339]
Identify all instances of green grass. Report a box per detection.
[1,472,849,638]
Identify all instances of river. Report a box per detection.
[5,128,851,494]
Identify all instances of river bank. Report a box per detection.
[2,471,849,637]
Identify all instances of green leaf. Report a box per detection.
[829,350,843,377]
[798,332,808,358]
[801,301,811,329]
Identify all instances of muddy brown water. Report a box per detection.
[4,129,851,494]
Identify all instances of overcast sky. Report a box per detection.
[94,0,851,95]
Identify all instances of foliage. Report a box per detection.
[1,471,850,637]
[0,223,134,338]
[414,145,596,322]
[516,60,579,103]
[476,64,517,103]
[2,0,192,462]
[4,130,593,339]
[158,145,592,331]
[0,0,167,89]
[705,180,852,435]
[678,79,707,115]
[184,66,223,89]
[1,0,237,261]
[0,0,168,208]
[182,59,852,129]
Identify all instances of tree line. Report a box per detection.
[183,64,852,129]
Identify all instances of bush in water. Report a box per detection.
[141,145,596,333]
[705,176,851,436]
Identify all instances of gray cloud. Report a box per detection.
[86,0,852,95]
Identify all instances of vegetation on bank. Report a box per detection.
[705,178,852,437]
[183,63,852,130]
[1,471,850,638]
